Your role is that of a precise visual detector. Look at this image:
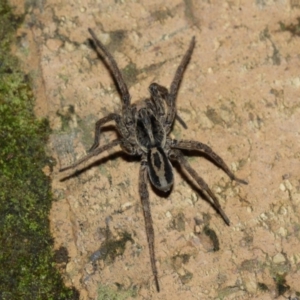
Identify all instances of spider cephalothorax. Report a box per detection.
[60,28,248,292]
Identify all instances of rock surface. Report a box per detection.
[13,0,300,298]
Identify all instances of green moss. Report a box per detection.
[273,273,290,296]
[217,286,241,299]
[122,62,139,88]
[151,8,173,24]
[109,30,126,52]
[0,1,78,299]
[56,104,77,132]
[90,231,134,265]
[205,106,223,126]
[279,17,300,37]
[170,212,186,232]
[171,253,193,285]
[171,253,191,266]
[97,284,136,300]
[257,282,269,292]
[203,225,219,251]
[240,259,260,272]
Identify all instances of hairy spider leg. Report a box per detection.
[88,113,124,153]
[139,160,160,292]
[170,139,248,185]
[60,30,248,292]
[170,149,231,225]
[88,28,131,108]
[148,83,188,129]
[165,37,195,133]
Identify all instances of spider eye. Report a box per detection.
[147,147,173,192]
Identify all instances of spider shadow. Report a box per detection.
[59,148,172,205]
[59,143,232,225]
[59,150,126,182]
[60,123,137,181]
[171,150,232,225]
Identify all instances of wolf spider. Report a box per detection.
[60,28,248,292]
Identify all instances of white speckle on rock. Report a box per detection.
[191,192,198,203]
[64,41,75,52]
[242,272,257,294]
[277,227,287,237]
[85,263,94,274]
[279,183,286,192]
[284,180,293,191]
[121,202,133,211]
[273,253,286,264]
[247,206,253,213]
[231,162,238,172]
[290,77,300,87]
[260,213,268,221]
[166,211,172,218]
[278,206,287,216]
[293,193,300,204]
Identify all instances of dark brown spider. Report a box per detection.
[60,28,248,292]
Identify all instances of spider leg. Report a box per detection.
[170,139,248,185]
[59,139,120,172]
[139,160,160,292]
[148,83,167,116]
[166,37,195,132]
[175,114,187,129]
[89,113,125,152]
[88,28,131,108]
[148,82,187,129]
[169,149,231,225]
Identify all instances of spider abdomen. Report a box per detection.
[147,147,173,192]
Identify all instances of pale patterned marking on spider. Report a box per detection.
[60,28,248,292]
